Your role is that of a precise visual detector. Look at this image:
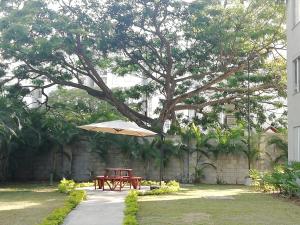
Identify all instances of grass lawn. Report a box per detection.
[0,183,67,225]
[138,185,300,225]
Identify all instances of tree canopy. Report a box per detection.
[0,0,287,132]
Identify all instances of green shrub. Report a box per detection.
[166,180,180,188]
[249,169,260,181]
[40,207,71,225]
[138,180,180,196]
[249,169,262,190]
[123,191,138,225]
[123,215,138,225]
[58,178,76,194]
[254,162,300,197]
[39,188,86,225]
[68,190,87,207]
[140,180,160,186]
[76,182,94,188]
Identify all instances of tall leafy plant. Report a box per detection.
[210,126,245,158]
[0,96,31,180]
[241,133,261,171]
[181,124,216,183]
[267,133,288,164]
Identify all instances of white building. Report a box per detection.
[287,0,300,161]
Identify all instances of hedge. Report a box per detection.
[39,179,87,225]
[123,191,138,225]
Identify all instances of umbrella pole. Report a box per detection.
[159,134,164,186]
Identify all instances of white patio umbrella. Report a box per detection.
[78,120,157,137]
[78,120,164,185]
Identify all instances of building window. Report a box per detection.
[293,57,300,93]
[293,127,300,161]
[295,0,300,25]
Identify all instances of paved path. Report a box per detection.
[63,187,128,225]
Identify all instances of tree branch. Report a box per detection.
[122,48,164,85]
[0,77,14,86]
[207,83,275,94]
[172,63,246,105]
[174,95,239,111]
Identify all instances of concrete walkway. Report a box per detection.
[63,187,128,225]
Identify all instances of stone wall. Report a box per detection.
[11,133,282,184]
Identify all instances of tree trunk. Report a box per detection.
[60,144,64,178]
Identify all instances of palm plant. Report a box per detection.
[0,96,30,180]
[210,126,245,158]
[158,138,182,168]
[181,124,216,183]
[137,138,158,179]
[193,130,217,183]
[207,126,255,182]
[241,133,261,171]
[266,134,288,164]
[40,113,80,179]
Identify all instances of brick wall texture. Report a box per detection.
[13,133,282,184]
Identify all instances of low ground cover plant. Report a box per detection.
[76,182,94,187]
[138,180,180,196]
[123,191,138,225]
[58,178,76,194]
[123,181,180,224]
[250,162,300,197]
[140,180,160,186]
[58,178,94,193]
[40,179,86,225]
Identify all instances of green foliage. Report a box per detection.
[90,133,159,163]
[39,189,86,225]
[138,180,180,196]
[93,134,181,171]
[67,190,87,206]
[0,95,39,180]
[75,182,94,188]
[201,125,246,159]
[48,88,123,125]
[58,178,76,194]
[0,87,124,181]
[123,191,138,225]
[249,169,263,190]
[58,178,93,193]
[0,0,287,132]
[0,0,288,184]
[140,180,160,186]
[267,133,288,164]
[166,180,180,189]
[159,139,183,167]
[179,124,217,183]
[252,163,300,197]
[194,163,217,184]
[241,133,262,170]
[206,125,262,171]
[249,169,261,181]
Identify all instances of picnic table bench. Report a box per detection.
[94,168,142,191]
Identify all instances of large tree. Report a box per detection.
[0,0,286,132]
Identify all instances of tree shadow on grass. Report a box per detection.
[0,202,65,225]
[0,188,66,225]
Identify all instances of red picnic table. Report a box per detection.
[94,168,142,191]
